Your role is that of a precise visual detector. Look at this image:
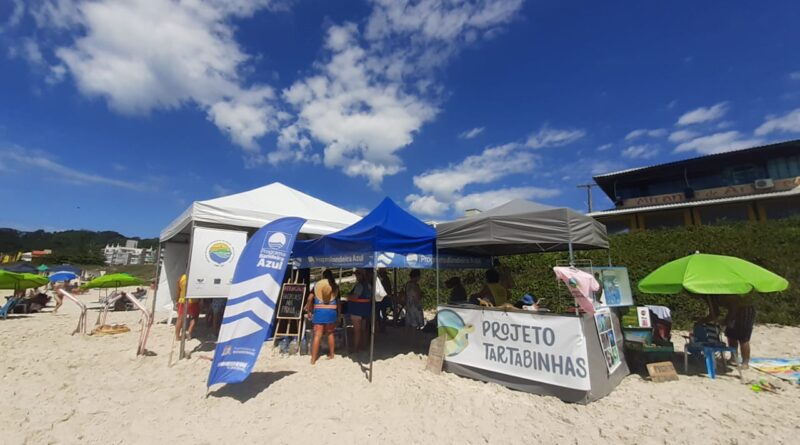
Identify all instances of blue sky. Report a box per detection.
[2,1,800,237]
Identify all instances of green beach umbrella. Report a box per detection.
[82,273,145,289]
[37,264,49,272]
[0,270,48,290]
[638,253,789,295]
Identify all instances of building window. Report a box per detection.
[762,197,800,220]
[698,204,749,225]
[767,155,800,179]
[643,210,685,229]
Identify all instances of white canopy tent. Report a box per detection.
[153,182,360,315]
[159,182,361,242]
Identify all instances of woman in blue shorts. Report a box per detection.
[305,270,340,364]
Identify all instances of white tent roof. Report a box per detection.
[159,182,361,241]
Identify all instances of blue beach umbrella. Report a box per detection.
[49,271,79,282]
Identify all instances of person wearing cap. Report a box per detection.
[514,294,537,310]
[305,269,340,364]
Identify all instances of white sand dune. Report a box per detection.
[2,290,799,444]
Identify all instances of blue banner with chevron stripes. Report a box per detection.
[207,217,305,387]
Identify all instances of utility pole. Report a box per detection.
[577,183,596,213]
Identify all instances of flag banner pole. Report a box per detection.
[207,217,306,388]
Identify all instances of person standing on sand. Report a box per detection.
[346,269,373,353]
[174,273,198,340]
[52,280,72,314]
[404,270,425,330]
[702,295,756,369]
[305,269,339,364]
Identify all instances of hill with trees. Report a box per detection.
[0,228,158,265]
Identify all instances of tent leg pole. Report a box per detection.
[435,248,440,308]
[393,269,398,326]
[370,267,377,383]
[179,299,188,359]
[568,242,575,266]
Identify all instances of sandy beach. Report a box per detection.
[2,290,799,445]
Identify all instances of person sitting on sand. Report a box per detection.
[305,269,340,364]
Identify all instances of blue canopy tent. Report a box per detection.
[292,198,436,381]
[50,264,82,274]
[293,197,436,269]
[3,263,38,274]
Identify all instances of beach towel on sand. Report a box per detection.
[750,358,800,384]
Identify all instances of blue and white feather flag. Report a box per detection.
[207,217,305,387]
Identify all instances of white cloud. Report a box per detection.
[525,125,586,149]
[789,71,800,81]
[624,128,666,141]
[453,187,560,214]
[755,109,800,136]
[405,194,449,216]
[280,24,437,188]
[23,0,283,152]
[277,1,525,187]
[668,129,699,143]
[597,143,612,151]
[676,102,730,126]
[365,0,523,44]
[459,127,485,139]
[412,142,534,199]
[674,131,764,155]
[0,145,150,191]
[621,144,659,160]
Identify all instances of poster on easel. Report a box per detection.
[273,283,307,342]
[594,307,622,373]
[579,266,633,307]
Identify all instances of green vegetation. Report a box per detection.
[414,218,800,327]
[0,228,157,266]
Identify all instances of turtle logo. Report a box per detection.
[437,309,474,356]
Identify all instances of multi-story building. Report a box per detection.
[589,139,800,233]
[103,240,156,265]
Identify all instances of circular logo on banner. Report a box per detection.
[437,309,474,357]
[267,232,287,249]
[206,241,234,266]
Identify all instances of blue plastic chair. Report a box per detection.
[683,324,742,379]
[1,297,20,320]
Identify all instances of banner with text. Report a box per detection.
[207,217,305,387]
[187,227,247,299]
[438,307,591,390]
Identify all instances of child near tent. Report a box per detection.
[305,269,340,364]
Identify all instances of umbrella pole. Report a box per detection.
[370,266,377,383]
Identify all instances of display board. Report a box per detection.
[579,267,633,307]
[277,283,306,319]
[594,307,622,373]
[186,227,247,299]
[438,307,591,390]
